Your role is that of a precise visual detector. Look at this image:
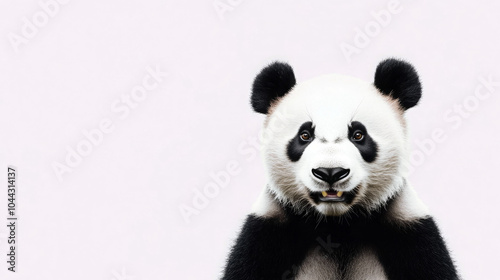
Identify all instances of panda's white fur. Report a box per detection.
[224,59,458,280]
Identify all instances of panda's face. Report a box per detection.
[262,75,407,216]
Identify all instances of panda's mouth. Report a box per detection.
[310,187,359,204]
[311,190,346,202]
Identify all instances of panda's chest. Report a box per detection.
[295,245,388,280]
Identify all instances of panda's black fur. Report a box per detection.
[223,59,459,280]
[251,62,296,114]
[374,59,422,110]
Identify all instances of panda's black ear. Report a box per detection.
[251,62,296,114]
[374,58,422,110]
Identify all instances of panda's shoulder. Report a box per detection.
[251,188,287,219]
[385,183,430,223]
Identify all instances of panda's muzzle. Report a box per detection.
[309,168,356,203]
[311,167,350,185]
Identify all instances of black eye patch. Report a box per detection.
[287,122,315,162]
[348,121,378,163]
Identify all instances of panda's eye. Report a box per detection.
[300,131,312,141]
[352,131,364,141]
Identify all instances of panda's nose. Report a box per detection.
[311,167,350,185]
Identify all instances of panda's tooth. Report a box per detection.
[337,191,343,197]
[321,191,328,197]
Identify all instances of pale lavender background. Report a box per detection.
[0,1,499,279]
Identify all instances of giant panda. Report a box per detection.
[222,59,459,280]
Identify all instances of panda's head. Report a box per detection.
[252,59,421,216]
